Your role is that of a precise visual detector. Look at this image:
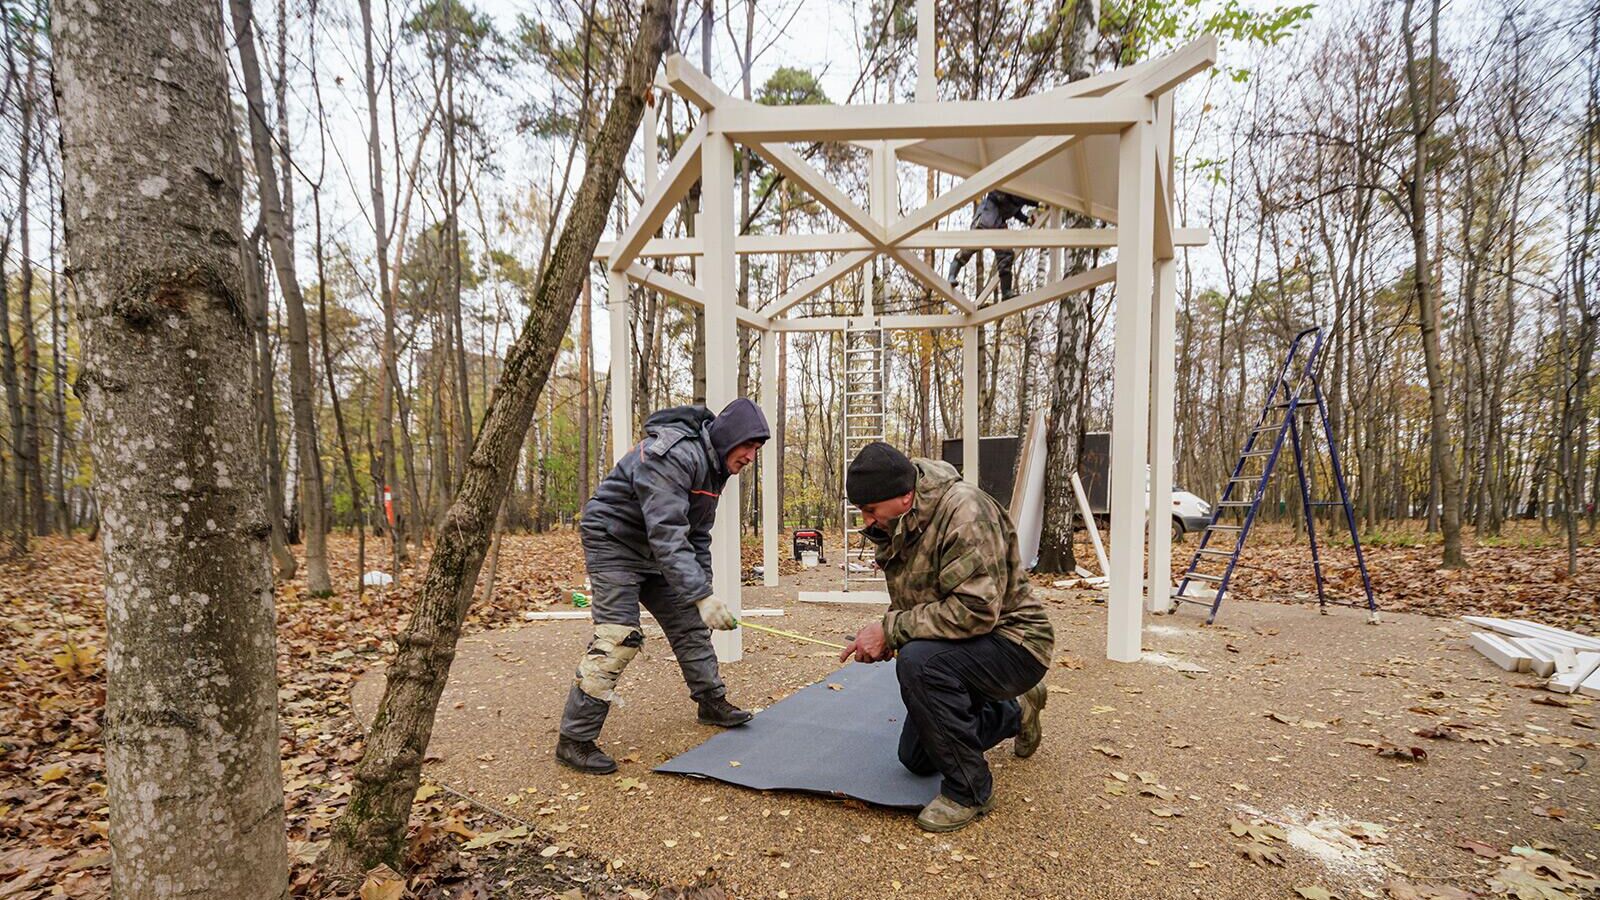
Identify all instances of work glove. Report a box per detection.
[696,594,737,631]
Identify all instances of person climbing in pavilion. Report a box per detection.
[944,189,1039,300]
[837,441,1055,832]
[556,398,771,774]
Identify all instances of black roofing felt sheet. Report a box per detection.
[654,660,940,810]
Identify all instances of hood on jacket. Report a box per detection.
[708,398,770,462]
[643,404,716,439]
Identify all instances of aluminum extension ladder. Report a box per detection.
[1172,326,1378,624]
[841,318,886,590]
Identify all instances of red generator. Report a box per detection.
[792,528,826,563]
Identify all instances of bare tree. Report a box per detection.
[1402,0,1466,567]
[229,0,335,594]
[323,0,673,871]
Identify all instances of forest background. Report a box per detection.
[1,0,1596,581]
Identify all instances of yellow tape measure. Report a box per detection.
[735,618,848,651]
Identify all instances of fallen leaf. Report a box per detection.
[461,826,529,850]
[1294,886,1334,900]
[1339,822,1387,844]
[1240,841,1285,867]
[1454,838,1500,858]
[358,864,406,900]
[1091,744,1122,759]
[1385,878,1473,900]
[1228,818,1287,843]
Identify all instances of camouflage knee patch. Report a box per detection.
[576,624,644,701]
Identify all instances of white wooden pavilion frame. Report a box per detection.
[594,16,1215,664]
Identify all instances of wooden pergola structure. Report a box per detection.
[593,13,1215,664]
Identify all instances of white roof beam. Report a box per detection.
[889,134,1078,246]
[608,121,706,271]
[770,313,967,332]
[594,228,1144,260]
[1126,35,1217,98]
[750,142,884,243]
[625,263,706,306]
[718,95,1143,142]
[891,249,974,314]
[967,262,1118,326]
[759,250,874,317]
[664,54,726,111]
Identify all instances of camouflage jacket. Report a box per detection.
[863,458,1055,666]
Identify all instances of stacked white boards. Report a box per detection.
[1463,616,1600,697]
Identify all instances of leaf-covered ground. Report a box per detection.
[1166,522,1600,633]
[0,530,722,899]
[0,520,1594,897]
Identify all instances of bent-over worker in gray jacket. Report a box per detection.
[556,399,771,774]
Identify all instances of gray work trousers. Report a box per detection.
[559,568,725,742]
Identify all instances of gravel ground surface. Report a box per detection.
[353,565,1599,899]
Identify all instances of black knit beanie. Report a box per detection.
[846,442,917,506]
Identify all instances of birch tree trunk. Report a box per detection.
[1034,0,1098,573]
[324,0,673,870]
[228,0,334,594]
[53,0,288,891]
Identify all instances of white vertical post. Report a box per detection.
[1107,116,1155,663]
[643,97,659,192]
[1146,256,1177,614]
[701,131,742,662]
[608,269,632,463]
[962,324,979,484]
[760,328,779,587]
[1147,92,1178,616]
[916,0,935,103]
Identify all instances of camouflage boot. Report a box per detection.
[556,736,617,774]
[1014,680,1048,758]
[915,793,995,833]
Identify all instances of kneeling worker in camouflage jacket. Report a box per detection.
[556,399,771,774]
[839,442,1054,832]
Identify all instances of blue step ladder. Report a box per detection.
[1171,327,1378,625]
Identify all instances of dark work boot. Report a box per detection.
[697,695,753,727]
[556,736,617,774]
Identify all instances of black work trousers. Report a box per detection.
[895,633,1047,807]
